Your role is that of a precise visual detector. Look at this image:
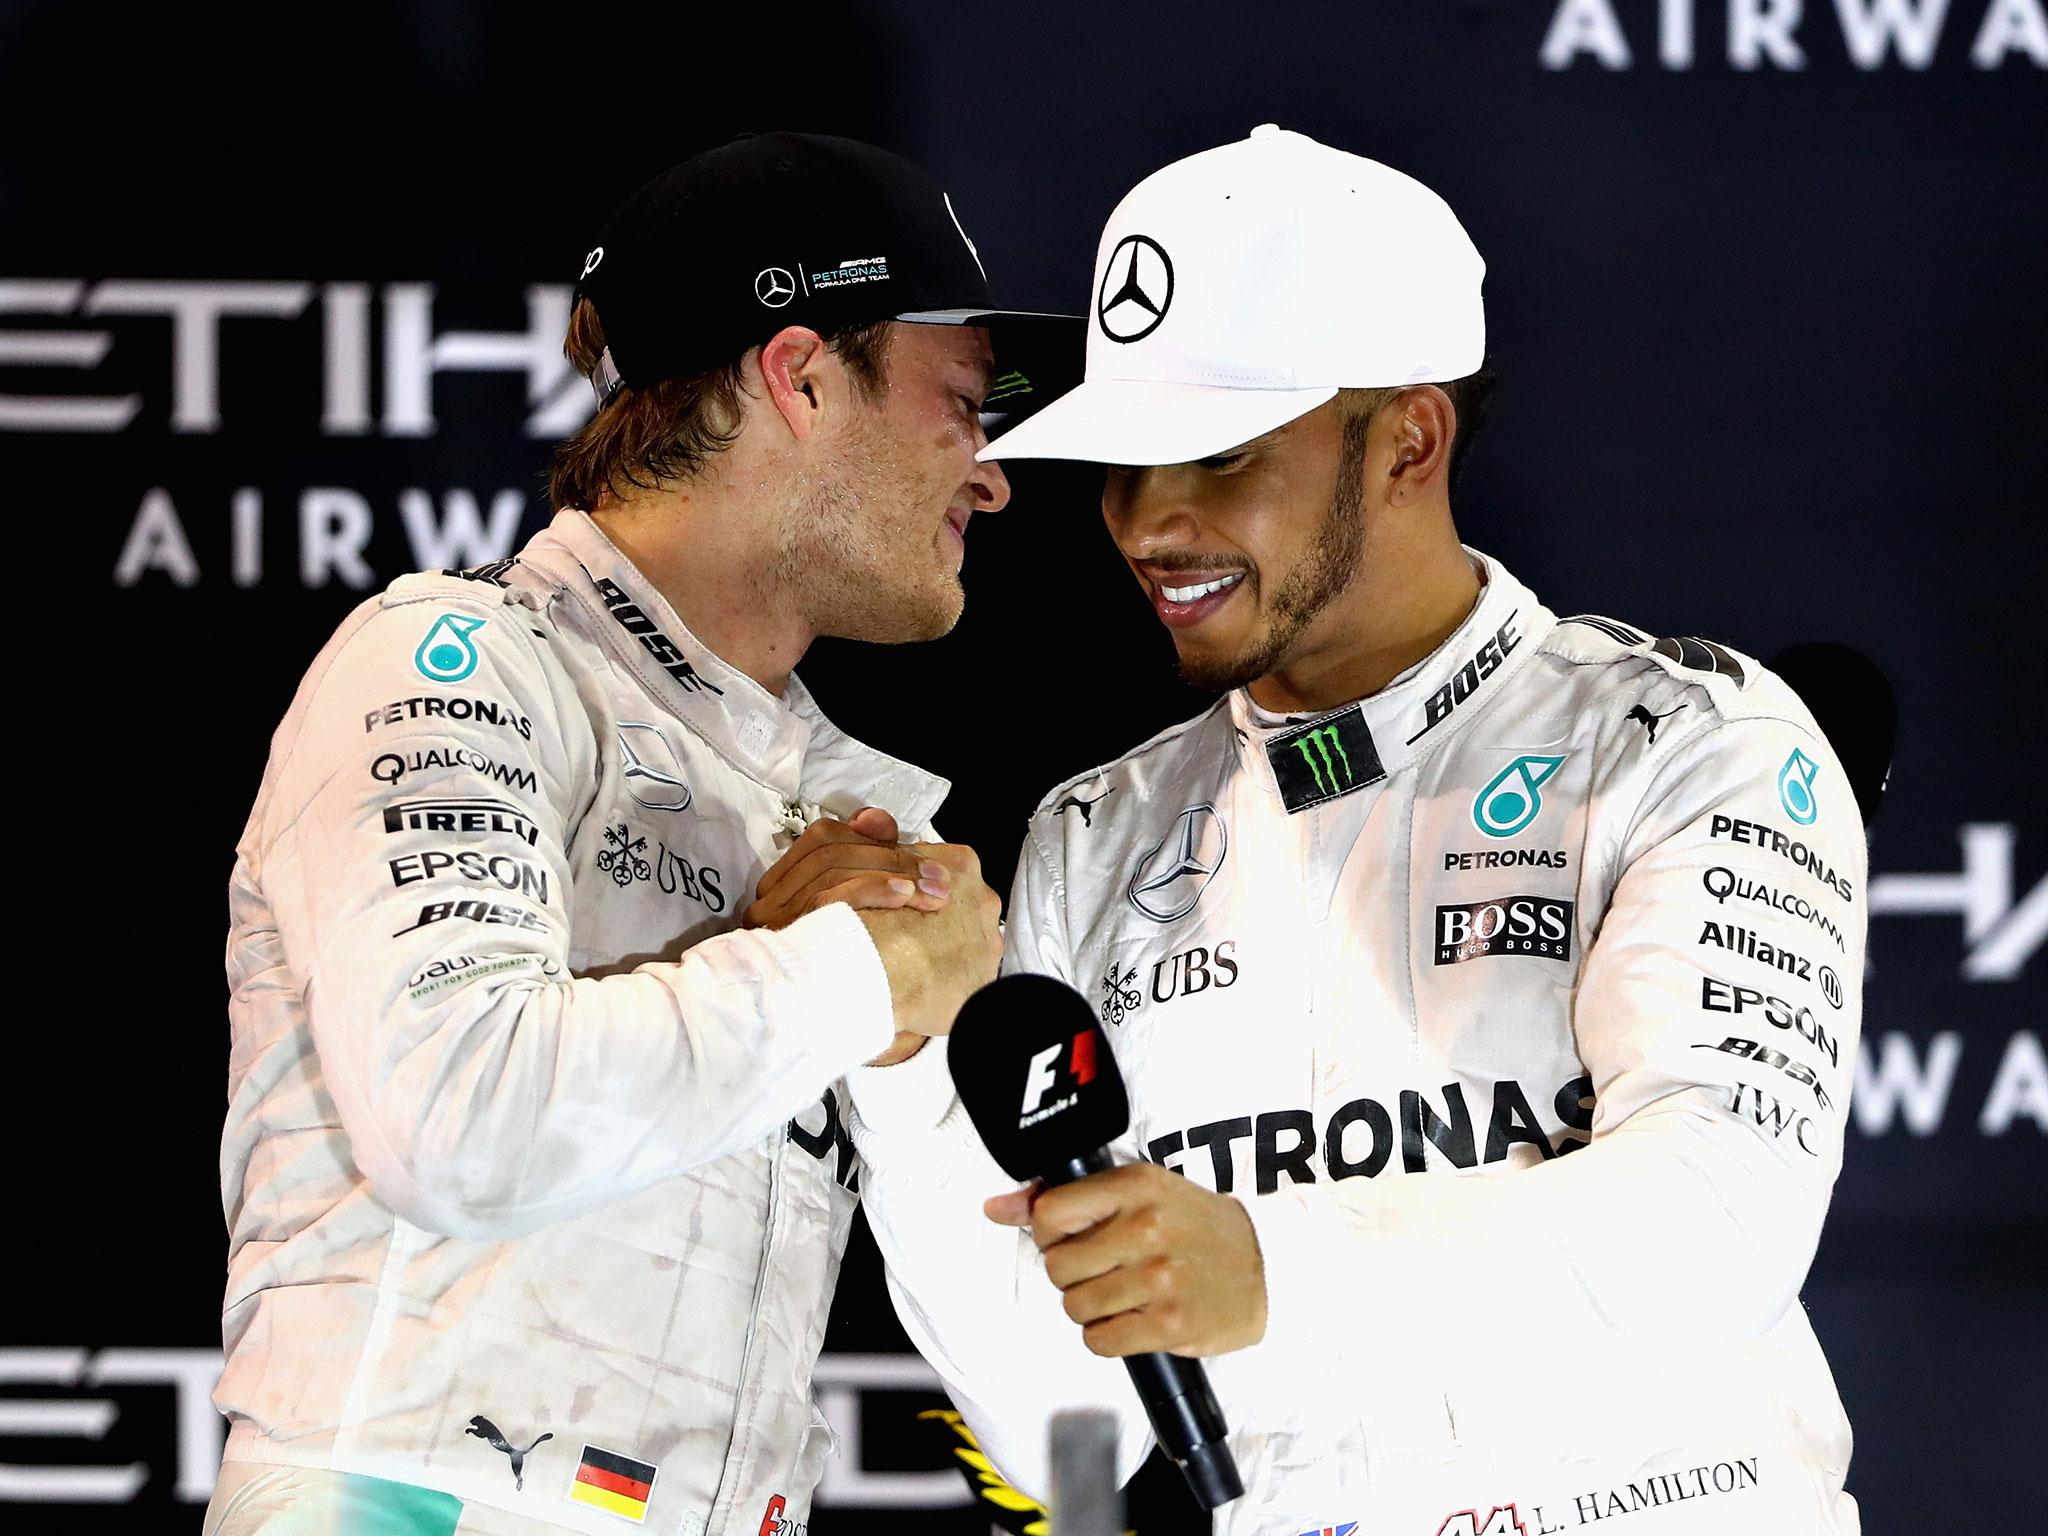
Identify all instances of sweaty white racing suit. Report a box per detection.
[852,552,1866,1535]
[217,509,945,1536]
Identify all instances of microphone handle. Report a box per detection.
[1037,1147,1246,1510]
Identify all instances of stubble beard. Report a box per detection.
[1175,411,1370,694]
[775,414,964,647]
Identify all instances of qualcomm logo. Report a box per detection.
[1473,754,1565,838]
[1128,805,1227,922]
[1871,823,2044,981]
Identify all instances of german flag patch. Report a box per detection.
[568,1445,657,1523]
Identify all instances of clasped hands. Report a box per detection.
[747,806,1268,1358]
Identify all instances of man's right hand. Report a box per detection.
[858,841,1004,1040]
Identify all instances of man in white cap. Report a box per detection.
[843,127,1868,1533]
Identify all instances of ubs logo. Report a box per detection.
[1096,234,1174,343]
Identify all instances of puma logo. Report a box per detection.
[1626,703,1687,745]
[466,1415,554,1491]
[1053,788,1114,826]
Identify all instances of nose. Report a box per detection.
[1102,466,1197,557]
[969,452,1011,514]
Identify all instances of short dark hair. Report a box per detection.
[1339,356,1497,486]
[546,301,894,513]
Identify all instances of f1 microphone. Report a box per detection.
[1768,642,1897,829]
[948,972,1245,1512]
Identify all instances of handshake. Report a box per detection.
[743,807,1003,1065]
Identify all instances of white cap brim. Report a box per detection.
[977,377,1337,467]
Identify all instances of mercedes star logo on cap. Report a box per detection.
[1097,234,1174,343]
[755,267,797,308]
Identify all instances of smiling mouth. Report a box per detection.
[1158,573,1244,603]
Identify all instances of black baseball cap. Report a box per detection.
[574,132,1077,417]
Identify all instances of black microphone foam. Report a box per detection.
[1767,642,1898,828]
[948,973,1245,1513]
[949,972,1131,1183]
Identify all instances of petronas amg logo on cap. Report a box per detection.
[1266,706,1385,813]
[1097,234,1174,342]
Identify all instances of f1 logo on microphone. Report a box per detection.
[1020,1031,1098,1117]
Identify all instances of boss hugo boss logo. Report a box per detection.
[1434,896,1576,965]
[1096,234,1174,342]
[1127,805,1227,921]
[755,267,797,307]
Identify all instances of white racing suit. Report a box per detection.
[216,509,945,1536]
[851,553,1866,1535]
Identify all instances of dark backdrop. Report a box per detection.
[1,0,2042,1530]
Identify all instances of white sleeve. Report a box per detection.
[262,584,894,1242]
[847,823,1154,1502]
[1235,712,1867,1410]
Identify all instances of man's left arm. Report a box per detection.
[1015,711,1868,1392]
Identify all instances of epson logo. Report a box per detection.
[1700,974,1840,1068]
[1434,895,1576,965]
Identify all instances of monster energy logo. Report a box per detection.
[1294,724,1353,794]
[1265,704,1385,813]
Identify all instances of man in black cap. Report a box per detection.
[210,133,1063,1536]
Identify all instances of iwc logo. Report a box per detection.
[1096,234,1174,343]
[755,267,797,308]
[1127,804,1227,921]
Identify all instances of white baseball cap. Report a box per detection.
[980,124,1486,466]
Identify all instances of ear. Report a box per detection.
[1381,385,1455,504]
[755,326,833,442]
